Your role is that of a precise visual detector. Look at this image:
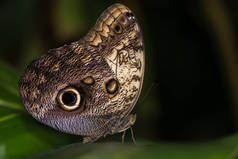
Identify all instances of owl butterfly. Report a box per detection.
[19,3,145,143]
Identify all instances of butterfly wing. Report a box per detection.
[19,3,144,143]
[84,3,145,118]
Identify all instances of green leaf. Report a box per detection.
[27,135,238,159]
[0,112,79,159]
[0,60,22,110]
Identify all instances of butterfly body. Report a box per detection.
[19,3,144,143]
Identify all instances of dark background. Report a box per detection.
[1,0,238,142]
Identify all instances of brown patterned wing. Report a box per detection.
[19,3,144,143]
[84,3,145,116]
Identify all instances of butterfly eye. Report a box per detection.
[113,23,122,34]
[57,87,81,111]
[105,78,119,95]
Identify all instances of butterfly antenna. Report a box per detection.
[139,82,159,104]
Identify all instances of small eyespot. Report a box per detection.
[115,25,121,32]
[105,78,119,94]
[126,12,135,20]
[82,76,95,85]
[57,87,81,111]
[112,23,122,34]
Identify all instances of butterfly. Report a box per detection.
[19,3,145,143]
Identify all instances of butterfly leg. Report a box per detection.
[121,127,136,144]
[130,127,136,144]
[121,131,126,144]
[110,114,136,143]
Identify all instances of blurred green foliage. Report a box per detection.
[0,0,238,158]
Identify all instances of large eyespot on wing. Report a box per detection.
[57,87,82,111]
